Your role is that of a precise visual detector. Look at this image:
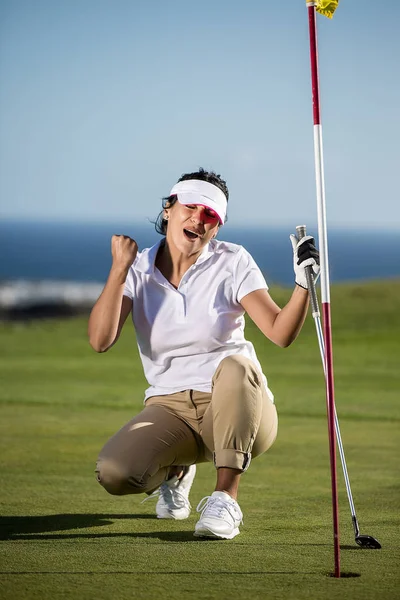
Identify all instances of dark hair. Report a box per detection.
[154,168,229,235]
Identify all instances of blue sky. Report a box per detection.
[0,0,399,230]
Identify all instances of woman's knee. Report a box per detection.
[214,355,261,387]
[95,457,150,496]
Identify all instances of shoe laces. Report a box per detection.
[142,482,191,510]
[196,495,243,524]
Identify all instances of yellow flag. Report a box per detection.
[315,0,339,18]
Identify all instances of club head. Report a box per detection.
[355,534,381,549]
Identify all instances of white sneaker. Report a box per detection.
[194,491,243,539]
[144,465,196,520]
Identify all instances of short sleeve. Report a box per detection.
[234,247,268,303]
[123,266,135,300]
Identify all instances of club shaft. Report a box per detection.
[313,312,359,535]
[296,226,359,539]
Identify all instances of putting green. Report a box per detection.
[1,280,399,599]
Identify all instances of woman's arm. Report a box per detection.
[88,235,137,353]
[240,286,309,348]
[240,234,320,348]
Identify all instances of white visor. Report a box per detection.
[169,179,227,225]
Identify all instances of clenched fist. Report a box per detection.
[111,235,138,270]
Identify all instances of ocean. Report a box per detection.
[1,220,399,287]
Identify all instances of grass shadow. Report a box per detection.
[136,531,202,542]
[0,513,156,540]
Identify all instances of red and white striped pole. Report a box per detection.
[306,1,341,578]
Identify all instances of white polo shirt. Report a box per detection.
[123,238,274,403]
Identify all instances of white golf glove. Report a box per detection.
[290,234,320,289]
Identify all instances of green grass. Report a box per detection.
[1,279,399,599]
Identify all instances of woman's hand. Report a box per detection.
[111,235,138,270]
[289,234,320,289]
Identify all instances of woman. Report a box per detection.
[89,168,319,540]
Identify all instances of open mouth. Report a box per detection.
[183,229,202,241]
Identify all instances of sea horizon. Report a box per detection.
[1,219,400,287]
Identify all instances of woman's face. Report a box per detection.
[164,201,220,256]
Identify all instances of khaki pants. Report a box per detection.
[96,355,278,495]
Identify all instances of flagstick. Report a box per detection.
[306,1,340,578]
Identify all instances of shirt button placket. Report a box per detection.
[180,282,187,317]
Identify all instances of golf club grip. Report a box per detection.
[295,225,319,315]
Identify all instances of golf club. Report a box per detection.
[296,225,381,550]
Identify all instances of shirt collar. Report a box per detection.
[195,239,235,265]
[134,238,232,274]
[134,240,162,274]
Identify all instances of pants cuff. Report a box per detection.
[214,449,251,472]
